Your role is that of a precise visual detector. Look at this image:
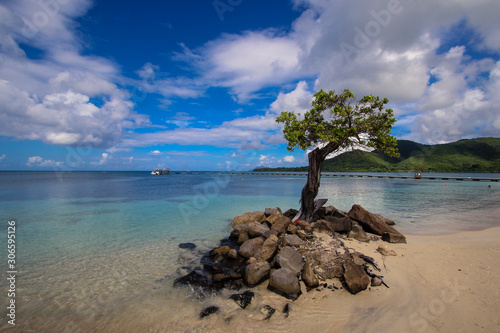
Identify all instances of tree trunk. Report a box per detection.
[298,142,341,222]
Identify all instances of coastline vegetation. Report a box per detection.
[255,137,500,173]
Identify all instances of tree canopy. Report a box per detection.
[276,88,399,222]
[276,88,399,158]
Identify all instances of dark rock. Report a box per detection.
[276,246,304,275]
[283,208,299,219]
[231,211,266,228]
[348,204,406,243]
[312,219,334,233]
[173,271,210,288]
[271,216,292,234]
[348,222,370,242]
[313,206,327,220]
[265,207,282,216]
[343,259,370,294]
[268,268,301,300]
[324,216,353,233]
[244,260,271,286]
[375,214,395,225]
[229,290,254,309]
[209,245,231,257]
[258,235,279,262]
[200,305,219,318]
[261,305,276,321]
[283,303,291,318]
[178,242,196,250]
[382,232,407,244]
[302,260,319,288]
[239,237,264,258]
[284,234,306,247]
[247,222,270,238]
[295,219,312,233]
[228,249,238,259]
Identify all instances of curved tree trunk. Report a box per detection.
[298,141,341,222]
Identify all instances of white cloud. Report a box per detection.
[0,154,5,162]
[91,153,110,166]
[149,150,161,155]
[284,155,295,163]
[26,155,63,167]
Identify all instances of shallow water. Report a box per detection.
[0,171,499,332]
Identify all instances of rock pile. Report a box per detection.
[174,203,405,308]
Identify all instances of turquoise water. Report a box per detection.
[0,171,499,332]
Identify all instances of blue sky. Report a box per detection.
[1,0,499,171]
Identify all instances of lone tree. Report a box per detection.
[276,89,399,222]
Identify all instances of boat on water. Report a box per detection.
[151,168,171,175]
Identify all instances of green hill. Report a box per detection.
[254,138,500,173]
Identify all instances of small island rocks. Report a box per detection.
[174,203,406,321]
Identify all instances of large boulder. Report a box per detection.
[347,205,406,243]
[343,259,370,294]
[247,222,270,238]
[377,243,397,256]
[301,260,319,288]
[239,237,264,258]
[265,207,282,216]
[284,234,306,247]
[266,213,283,225]
[268,268,301,300]
[271,216,292,234]
[244,260,271,286]
[348,222,370,242]
[258,235,279,262]
[276,246,304,275]
[312,219,334,233]
[324,216,353,233]
[231,211,266,228]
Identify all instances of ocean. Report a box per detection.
[0,171,499,332]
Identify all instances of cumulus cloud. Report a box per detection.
[91,153,110,166]
[284,155,295,163]
[26,155,63,167]
[0,1,148,149]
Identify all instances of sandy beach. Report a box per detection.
[175,218,500,333]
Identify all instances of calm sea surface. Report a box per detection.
[0,171,499,332]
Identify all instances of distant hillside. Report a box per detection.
[254,138,500,173]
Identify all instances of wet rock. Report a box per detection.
[173,271,210,288]
[265,207,282,216]
[268,268,301,300]
[302,260,319,288]
[200,305,219,318]
[258,235,278,262]
[213,272,242,282]
[276,246,304,275]
[239,237,264,258]
[209,245,231,257]
[348,222,370,242]
[178,242,196,250]
[284,234,306,247]
[231,211,266,228]
[377,243,397,256]
[245,260,271,286]
[229,290,254,309]
[271,216,292,234]
[295,219,312,233]
[247,222,270,238]
[228,249,238,259]
[348,204,406,243]
[343,259,370,294]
